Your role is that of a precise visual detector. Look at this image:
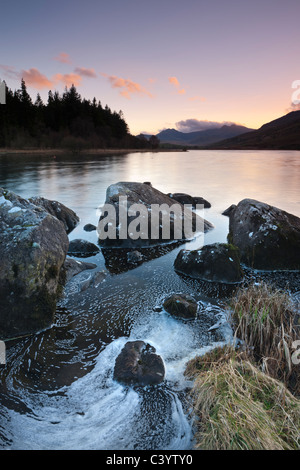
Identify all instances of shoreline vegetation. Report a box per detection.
[185,283,300,450]
[0,147,183,156]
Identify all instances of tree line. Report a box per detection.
[0,79,157,151]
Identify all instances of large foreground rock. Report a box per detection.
[0,188,69,339]
[29,196,79,234]
[113,341,165,386]
[97,182,213,248]
[174,243,243,283]
[227,199,300,270]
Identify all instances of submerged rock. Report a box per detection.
[97,182,213,248]
[228,199,300,270]
[163,293,198,319]
[68,239,100,257]
[83,223,97,232]
[113,341,165,386]
[174,243,243,283]
[63,257,97,282]
[0,188,69,339]
[127,250,143,265]
[77,270,107,291]
[29,196,79,234]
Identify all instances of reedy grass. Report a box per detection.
[185,282,300,450]
[229,282,300,394]
[186,348,300,450]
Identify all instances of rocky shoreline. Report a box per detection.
[0,182,300,390]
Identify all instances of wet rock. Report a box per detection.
[29,196,79,234]
[163,293,198,319]
[83,223,97,232]
[113,341,165,386]
[0,188,69,339]
[98,182,213,248]
[228,199,300,270]
[68,239,100,257]
[174,243,243,283]
[63,257,97,282]
[127,250,143,265]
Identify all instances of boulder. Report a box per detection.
[68,239,100,257]
[163,293,198,319]
[0,188,69,339]
[174,243,243,283]
[113,341,165,386]
[29,196,79,234]
[97,182,213,248]
[227,199,300,270]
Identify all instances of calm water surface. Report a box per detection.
[0,150,299,449]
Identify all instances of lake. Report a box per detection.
[0,149,299,450]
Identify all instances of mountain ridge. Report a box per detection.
[138,124,254,147]
[207,111,300,150]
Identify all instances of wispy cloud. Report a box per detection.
[188,95,206,102]
[286,102,300,113]
[1,64,83,90]
[54,73,82,88]
[0,64,20,80]
[103,73,153,99]
[54,52,72,64]
[168,76,186,95]
[176,118,237,133]
[74,67,97,78]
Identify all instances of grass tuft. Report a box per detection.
[186,347,300,450]
[185,282,300,450]
[229,282,300,394]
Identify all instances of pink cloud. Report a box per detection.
[21,68,53,89]
[74,67,97,78]
[169,76,180,87]
[54,52,72,64]
[54,73,82,88]
[103,73,153,99]
[168,76,186,95]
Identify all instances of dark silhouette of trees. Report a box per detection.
[0,79,147,151]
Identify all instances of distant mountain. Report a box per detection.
[138,124,254,147]
[208,111,300,150]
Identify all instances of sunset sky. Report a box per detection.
[1,0,299,135]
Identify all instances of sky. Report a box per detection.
[0,0,300,135]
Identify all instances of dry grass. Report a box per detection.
[185,282,300,450]
[185,347,300,450]
[229,282,300,395]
